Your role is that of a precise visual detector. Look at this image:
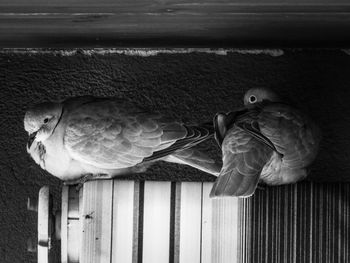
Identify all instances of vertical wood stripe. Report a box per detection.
[142,181,171,263]
[67,186,81,263]
[67,219,81,263]
[111,181,138,263]
[174,182,182,263]
[80,180,113,263]
[201,183,214,263]
[37,186,50,263]
[202,182,240,263]
[76,180,349,263]
[61,186,69,263]
[177,182,202,263]
[242,182,350,263]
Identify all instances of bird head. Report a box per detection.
[24,102,63,149]
[243,88,280,108]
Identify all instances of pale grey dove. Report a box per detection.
[210,88,321,198]
[24,96,220,184]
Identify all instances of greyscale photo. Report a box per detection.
[0,0,349,263]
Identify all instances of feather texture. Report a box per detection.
[64,99,188,169]
[210,126,273,197]
[211,98,321,198]
[25,96,219,181]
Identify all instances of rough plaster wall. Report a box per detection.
[0,50,350,262]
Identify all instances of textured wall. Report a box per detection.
[0,49,350,262]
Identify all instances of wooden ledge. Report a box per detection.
[1,0,350,47]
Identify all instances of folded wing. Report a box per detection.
[63,99,192,169]
[210,126,273,198]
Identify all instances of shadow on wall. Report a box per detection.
[0,49,349,262]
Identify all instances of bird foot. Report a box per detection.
[131,163,149,173]
[64,173,111,191]
[256,184,266,191]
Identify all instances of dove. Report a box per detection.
[24,96,220,184]
[210,88,321,198]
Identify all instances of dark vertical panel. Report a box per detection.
[283,186,288,263]
[238,197,242,263]
[276,187,280,263]
[247,198,251,263]
[243,198,246,263]
[346,185,349,262]
[289,185,294,263]
[318,184,323,263]
[262,189,267,263]
[267,187,272,263]
[173,182,181,263]
[242,182,349,263]
[311,183,315,263]
[109,180,115,262]
[169,182,177,263]
[252,192,257,263]
[258,190,263,263]
[137,181,144,263]
[337,184,342,263]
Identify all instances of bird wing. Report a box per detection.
[258,103,321,169]
[210,126,273,198]
[63,98,190,169]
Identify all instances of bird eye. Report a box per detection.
[43,118,49,124]
[249,95,257,103]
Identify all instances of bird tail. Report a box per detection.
[164,148,221,176]
[143,122,214,162]
[210,140,273,198]
[209,160,261,198]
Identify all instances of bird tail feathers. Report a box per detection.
[144,122,214,162]
[209,169,260,198]
[165,148,220,176]
[209,147,272,198]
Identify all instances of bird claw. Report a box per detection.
[63,176,89,191]
[256,184,266,191]
[63,173,111,191]
[74,174,92,191]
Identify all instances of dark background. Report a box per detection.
[2,0,350,48]
[0,49,350,262]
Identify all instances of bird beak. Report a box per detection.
[27,131,38,149]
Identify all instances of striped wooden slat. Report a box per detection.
[201,182,241,263]
[67,220,81,263]
[111,180,139,263]
[73,180,349,263]
[244,182,350,263]
[175,182,202,263]
[201,183,214,263]
[37,186,50,263]
[209,185,241,263]
[142,181,172,263]
[61,186,69,263]
[68,186,80,263]
[80,180,113,263]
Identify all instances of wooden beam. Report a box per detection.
[60,186,69,263]
[80,181,114,263]
[202,182,241,263]
[1,0,350,47]
[37,186,50,263]
[111,180,139,263]
[175,182,202,263]
[142,181,172,263]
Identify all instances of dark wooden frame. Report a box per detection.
[1,0,350,47]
